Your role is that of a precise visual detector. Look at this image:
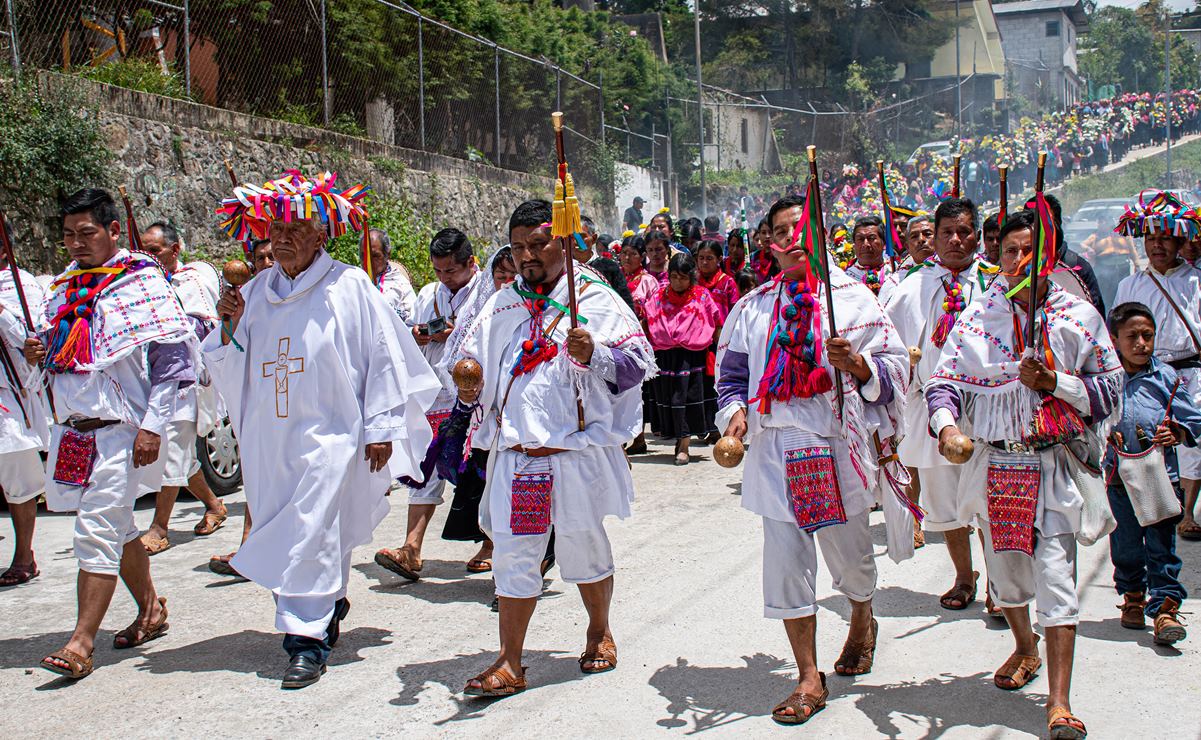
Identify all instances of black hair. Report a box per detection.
[726,229,745,251]
[251,238,271,254]
[589,257,637,312]
[429,227,474,263]
[145,221,180,245]
[1107,301,1157,333]
[650,211,674,236]
[668,251,697,281]
[682,222,704,245]
[933,197,978,233]
[998,209,1037,245]
[982,213,1000,234]
[3,219,13,245]
[1024,193,1066,246]
[644,230,669,249]
[508,199,552,238]
[767,196,806,231]
[695,239,723,261]
[598,233,614,247]
[491,245,514,273]
[622,234,647,256]
[61,188,120,228]
[736,268,759,293]
[704,215,720,231]
[852,215,884,240]
[580,214,597,236]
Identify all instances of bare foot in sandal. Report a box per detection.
[579,632,617,673]
[464,660,527,697]
[940,570,979,610]
[995,634,1041,689]
[113,596,169,649]
[772,671,828,725]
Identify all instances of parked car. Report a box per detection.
[196,416,242,496]
[905,141,954,166]
[1064,198,1130,250]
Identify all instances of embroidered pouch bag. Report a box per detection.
[783,430,846,533]
[53,429,97,487]
[986,450,1040,556]
[510,456,553,535]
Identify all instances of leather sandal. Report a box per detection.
[940,571,979,610]
[1048,705,1087,739]
[140,533,171,556]
[113,596,169,649]
[1119,592,1147,630]
[0,561,40,587]
[374,546,422,581]
[579,635,617,674]
[834,617,878,676]
[194,507,228,536]
[994,635,1041,690]
[465,558,493,574]
[771,672,829,725]
[985,591,1004,619]
[464,665,527,697]
[40,648,94,679]
[209,553,241,577]
[913,520,925,549]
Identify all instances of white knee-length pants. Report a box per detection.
[762,509,877,619]
[492,527,614,599]
[917,464,973,532]
[981,527,1079,627]
[0,448,44,504]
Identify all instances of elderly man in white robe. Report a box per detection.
[0,222,50,588]
[25,189,196,679]
[884,197,999,613]
[455,199,655,697]
[375,227,490,580]
[136,221,229,552]
[206,171,440,689]
[1113,192,1201,543]
[367,228,417,323]
[926,206,1121,740]
[716,195,910,725]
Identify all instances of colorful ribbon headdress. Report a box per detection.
[216,170,371,242]
[1114,189,1201,239]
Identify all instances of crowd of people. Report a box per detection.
[695,88,1201,235]
[2,147,1201,738]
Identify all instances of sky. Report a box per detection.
[1098,0,1195,10]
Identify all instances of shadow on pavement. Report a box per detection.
[354,561,563,607]
[134,626,392,681]
[392,649,593,725]
[817,585,998,630]
[649,654,1047,737]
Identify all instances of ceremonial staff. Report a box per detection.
[998,163,1008,228]
[0,209,58,422]
[876,159,900,271]
[551,111,586,432]
[223,158,239,188]
[117,185,144,254]
[808,145,844,418]
[1027,152,1049,350]
[951,152,962,199]
[223,160,256,265]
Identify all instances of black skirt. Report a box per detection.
[441,449,489,542]
[651,347,718,439]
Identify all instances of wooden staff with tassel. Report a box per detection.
[808,145,845,419]
[551,111,586,432]
[951,152,962,198]
[1027,152,1048,351]
[877,159,900,271]
[0,209,58,423]
[117,185,144,255]
[998,163,1008,228]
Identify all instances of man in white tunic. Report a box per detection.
[926,206,1121,739]
[207,171,440,688]
[457,199,655,697]
[26,189,195,679]
[1113,192,1201,543]
[716,195,910,725]
[0,221,50,588]
[137,221,229,552]
[367,228,417,323]
[375,228,489,580]
[841,215,893,297]
[884,198,998,613]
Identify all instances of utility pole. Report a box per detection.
[695,12,707,219]
[1165,4,1173,188]
[955,0,962,140]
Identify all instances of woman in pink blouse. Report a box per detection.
[644,252,722,465]
[695,240,740,319]
[620,234,661,322]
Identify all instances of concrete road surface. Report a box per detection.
[1,437,1198,738]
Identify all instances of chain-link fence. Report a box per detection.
[3,0,625,196]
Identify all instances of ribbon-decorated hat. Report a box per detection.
[216,170,371,242]
[1115,189,1201,239]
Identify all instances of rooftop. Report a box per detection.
[992,0,1089,27]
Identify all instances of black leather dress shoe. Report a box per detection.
[281,655,327,689]
[327,598,351,648]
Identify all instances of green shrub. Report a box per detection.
[76,57,192,100]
